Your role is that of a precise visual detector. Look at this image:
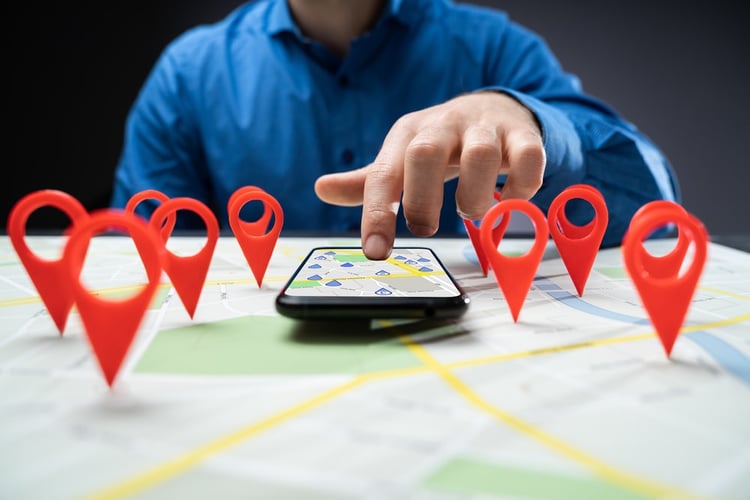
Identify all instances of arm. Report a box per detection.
[315,17,677,258]
[486,21,679,247]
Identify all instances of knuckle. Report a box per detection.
[403,196,440,226]
[405,139,446,164]
[437,107,463,123]
[519,144,546,166]
[393,111,420,132]
[513,135,546,166]
[366,205,397,226]
[367,161,400,183]
[512,177,543,199]
[403,201,433,221]
[462,141,501,167]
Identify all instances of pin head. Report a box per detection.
[480,199,548,322]
[63,209,164,387]
[228,186,274,236]
[627,200,690,280]
[623,203,708,357]
[7,189,89,334]
[547,184,609,296]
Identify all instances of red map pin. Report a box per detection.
[125,189,176,243]
[623,202,708,357]
[627,200,690,280]
[480,199,548,322]
[547,184,609,296]
[7,189,89,334]
[63,209,164,387]
[463,191,510,276]
[150,197,219,318]
[228,186,284,287]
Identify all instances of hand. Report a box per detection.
[314,91,545,259]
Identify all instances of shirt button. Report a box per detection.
[338,75,349,87]
[341,149,354,165]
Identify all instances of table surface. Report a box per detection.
[1,234,749,500]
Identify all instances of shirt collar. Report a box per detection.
[266,0,413,38]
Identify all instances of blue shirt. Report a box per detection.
[110,0,679,247]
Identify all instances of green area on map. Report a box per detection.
[334,254,369,263]
[134,316,427,375]
[424,458,649,500]
[595,267,628,279]
[288,280,321,289]
[101,286,169,310]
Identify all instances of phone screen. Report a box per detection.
[275,247,469,320]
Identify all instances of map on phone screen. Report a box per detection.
[283,247,462,298]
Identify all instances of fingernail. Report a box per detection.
[364,234,390,260]
[456,208,480,221]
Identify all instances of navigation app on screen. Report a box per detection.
[285,248,461,298]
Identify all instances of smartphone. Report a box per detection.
[275,247,470,320]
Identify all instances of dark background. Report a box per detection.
[6,1,748,237]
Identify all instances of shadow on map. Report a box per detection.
[287,318,470,346]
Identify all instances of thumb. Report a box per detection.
[314,166,370,206]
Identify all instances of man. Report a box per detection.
[110,0,678,259]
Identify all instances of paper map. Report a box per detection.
[1,235,748,500]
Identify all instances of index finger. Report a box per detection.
[361,128,414,260]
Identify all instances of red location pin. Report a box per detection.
[228,186,284,287]
[63,209,164,387]
[7,189,89,334]
[623,203,708,357]
[150,197,219,318]
[480,199,548,322]
[547,184,609,296]
[463,191,510,276]
[627,200,690,280]
[125,189,176,243]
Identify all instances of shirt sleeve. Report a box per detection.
[110,41,211,228]
[481,20,680,247]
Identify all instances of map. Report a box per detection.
[0,234,748,500]
[283,247,462,297]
